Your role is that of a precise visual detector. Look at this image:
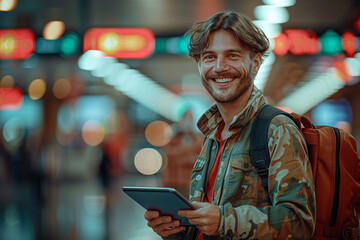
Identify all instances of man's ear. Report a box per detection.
[251,53,262,76]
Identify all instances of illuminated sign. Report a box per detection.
[273,29,360,56]
[341,31,358,57]
[273,29,320,56]
[0,29,35,59]
[83,28,155,58]
[320,30,343,56]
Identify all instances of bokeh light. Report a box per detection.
[262,0,296,7]
[53,78,71,99]
[134,148,162,175]
[0,0,17,11]
[0,75,14,87]
[145,120,173,147]
[78,50,105,71]
[81,120,105,146]
[2,117,25,144]
[254,5,289,24]
[43,21,65,40]
[84,195,106,215]
[0,87,23,110]
[28,78,46,100]
[55,127,75,146]
[333,59,351,83]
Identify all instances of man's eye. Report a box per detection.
[229,54,239,58]
[203,55,214,60]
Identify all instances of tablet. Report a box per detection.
[122,186,196,226]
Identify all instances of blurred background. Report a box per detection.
[0,0,360,239]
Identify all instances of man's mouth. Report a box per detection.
[212,77,235,83]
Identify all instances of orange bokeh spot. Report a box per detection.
[145,120,173,147]
[334,59,351,83]
[82,120,105,146]
[273,33,290,56]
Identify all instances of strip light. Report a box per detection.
[278,68,345,114]
[253,1,295,91]
[278,55,360,114]
[78,50,189,122]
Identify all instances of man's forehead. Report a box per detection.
[204,30,246,52]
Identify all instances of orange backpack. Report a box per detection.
[250,104,360,240]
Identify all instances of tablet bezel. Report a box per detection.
[122,186,196,226]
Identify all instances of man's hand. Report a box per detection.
[144,210,185,237]
[178,202,220,236]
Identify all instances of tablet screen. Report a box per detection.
[122,186,196,226]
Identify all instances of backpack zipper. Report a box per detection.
[330,127,340,226]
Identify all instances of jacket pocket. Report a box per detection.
[191,158,205,183]
[228,157,259,200]
[189,158,206,201]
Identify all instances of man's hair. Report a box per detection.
[186,11,270,61]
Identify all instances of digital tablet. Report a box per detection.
[122,186,196,226]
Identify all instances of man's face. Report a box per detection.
[198,29,260,104]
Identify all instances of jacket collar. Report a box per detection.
[197,86,265,138]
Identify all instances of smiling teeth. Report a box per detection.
[215,78,233,83]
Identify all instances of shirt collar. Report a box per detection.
[197,86,265,138]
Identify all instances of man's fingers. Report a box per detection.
[188,217,208,226]
[154,220,180,233]
[144,210,159,220]
[152,220,185,236]
[179,207,206,219]
[147,216,172,228]
[191,201,208,208]
[159,225,185,236]
[179,209,200,218]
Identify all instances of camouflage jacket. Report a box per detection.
[165,86,316,240]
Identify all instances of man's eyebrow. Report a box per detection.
[226,49,245,53]
[201,50,214,55]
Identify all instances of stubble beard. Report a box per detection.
[203,66,254,104]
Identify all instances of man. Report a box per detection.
[145,11,316,239]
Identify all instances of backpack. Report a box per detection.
[250,104,360,240]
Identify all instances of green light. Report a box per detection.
[60,33,80,57]
[177,34,190,54]
[320,30,342,56]
[154,37,168,53]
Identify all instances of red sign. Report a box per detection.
[83,28,155,58]
[273,29,321,56]
[0,29,35,59]
[342,32,358,57]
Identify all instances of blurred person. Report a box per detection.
[145,11,315,239]
[162,110,203,197]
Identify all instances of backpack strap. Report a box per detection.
[250,104,297,190]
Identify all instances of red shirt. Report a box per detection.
[197,122,226,240]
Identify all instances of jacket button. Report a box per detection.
[196,175,202,181]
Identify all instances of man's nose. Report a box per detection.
[214,56,229,72]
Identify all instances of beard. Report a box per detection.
[202,64,254,104]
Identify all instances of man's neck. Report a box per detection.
[217,85,254,132]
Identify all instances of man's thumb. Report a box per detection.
[192,201,207,208]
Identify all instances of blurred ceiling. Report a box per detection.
[1,0,360,112]
[1,0,358,35]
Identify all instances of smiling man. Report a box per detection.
[145,11,316,240]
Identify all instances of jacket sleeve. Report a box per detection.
[218,116,316,239]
